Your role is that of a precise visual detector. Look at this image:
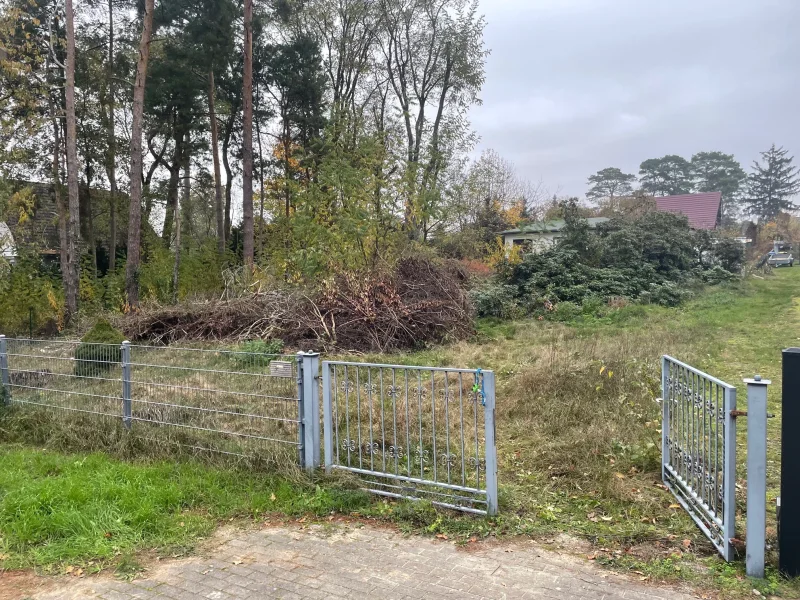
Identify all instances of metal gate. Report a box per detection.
[322,361,498,515]
[662,355,737,560]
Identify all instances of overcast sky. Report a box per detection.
[470,0,800,198]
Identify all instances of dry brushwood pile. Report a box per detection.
[124,257,474,352]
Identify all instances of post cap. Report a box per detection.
[744,376,771,385]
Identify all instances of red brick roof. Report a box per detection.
[655,192,721,230]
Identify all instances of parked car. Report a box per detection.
[768,252,794,267]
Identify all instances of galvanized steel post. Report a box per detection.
[121,341,132,429]
[322,361,333,473]
[297,352,321,472]
[744,375,770,579]
[0,335,9,404]
[483,370,498,516]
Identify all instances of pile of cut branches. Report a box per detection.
[123,256,474,352]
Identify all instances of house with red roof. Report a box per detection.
[654,192,722,230]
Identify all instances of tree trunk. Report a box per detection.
[173,132,189,304]
[222,111,234,242]
[208,70,225,255]
[255,83,265,259]
[241,0,255,269]
[162,129,183,245]
[85,173,97,278]
[125,0,155,309]
[47,15,67,287]
[107,0,117,272]
[64,0,80,322]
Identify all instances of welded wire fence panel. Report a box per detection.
[322,361,498,515]
[126,345,301,462]
[0,337,304,465]
[3,338,122,421]
[662,355,737,561]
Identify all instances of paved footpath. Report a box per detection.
[28,524,700,600]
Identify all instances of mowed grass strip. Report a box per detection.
[0,445,370,573]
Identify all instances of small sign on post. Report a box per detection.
[269,361,293,378]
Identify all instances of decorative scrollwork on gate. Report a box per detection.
[469,457,486,472]
[440,453,458,467]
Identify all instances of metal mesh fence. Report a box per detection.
[1,338,302,464]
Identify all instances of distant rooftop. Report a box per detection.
[501,217,610,235]
[655,192,721,230]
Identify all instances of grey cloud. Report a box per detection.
[471,0,800,197]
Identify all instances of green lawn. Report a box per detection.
[1,267,799,597]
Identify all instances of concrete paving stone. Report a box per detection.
[24,524,701,600]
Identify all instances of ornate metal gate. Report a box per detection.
[322,361,498,515]
[662,355,737,560]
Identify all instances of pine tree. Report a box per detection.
[746,145,800,222]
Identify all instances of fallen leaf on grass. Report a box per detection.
[614,473,626,479]
[270,493,276,502]
[435,534,448,540]
[669,504,680,510]
[0,553,8,560]
[682,539,692,549]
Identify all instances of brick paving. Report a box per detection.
[30,524,700,600]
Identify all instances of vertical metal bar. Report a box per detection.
[323,361,333,474]
[345,365,352,466]
[333,366,339,466]
[296,352,305,469]
[356,367,363,469]
[367,369,375,471]
[701,376,707,507]
[661,356,669,483]
[444,372,451,483]
[391,369,398,475]
[459,372,466,487]
[745,376,770,579]
[417,370,424,479]
[122,341,131,429]
[404,370,411,477]
[714,383,720,519]
[431,372,437,482]
[0,335,9,405]
[474,371,480,489]
[379,368,386,473]
[723,385,737,562]
[483,370,498,516]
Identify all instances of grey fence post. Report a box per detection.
[483,370,498,516]
[297,352,321,472]
[744,375,770,579]
[0,335,9,404]
[322,361,333,474]
[723,385,738,562]
[661,356,670,483]
[121,341,131,429]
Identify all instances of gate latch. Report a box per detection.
[730,410,775,419]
